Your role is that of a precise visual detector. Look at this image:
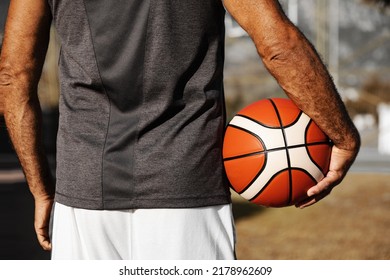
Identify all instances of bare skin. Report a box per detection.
[0,0,360,251]
[223,0,360,208]
[0,0,54,250]
[0,96,4,114]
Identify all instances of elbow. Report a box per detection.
[0,63,13,88]
[0,63,12,115]
[0,61,37,96]
[0,62,37,115]
[265,43,296,64]
[254,26,305,68]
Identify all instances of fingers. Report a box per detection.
[295,187,332,209]
[34,196,54,251]
[307,170,341,197]
[295,145,358,209]
[295,173,336,209]
[36,228,52,251]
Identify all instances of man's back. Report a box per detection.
[49,0,231,210]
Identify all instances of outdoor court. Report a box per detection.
[233,171,390,260]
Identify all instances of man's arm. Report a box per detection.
[0,96,4,114]
[223,0,360,207]
[0,0,54,250]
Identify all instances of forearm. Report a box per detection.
[259,25,360,152]
[0,0,54,199]
[224,0,360,152]
[1,68,54,199]
[0,92,4,114]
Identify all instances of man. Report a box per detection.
[0,0,360,259]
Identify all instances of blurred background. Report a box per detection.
[0,0,389,260]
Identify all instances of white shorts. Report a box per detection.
[51,202,236,260]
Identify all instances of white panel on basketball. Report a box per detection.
[230,116,285,150]
[240,149,289,200]
[284,113,311,147]
[288,146,324,182]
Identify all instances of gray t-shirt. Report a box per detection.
[48,0,231,209]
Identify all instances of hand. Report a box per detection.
[34,195,54,251]
[295,145,358,209]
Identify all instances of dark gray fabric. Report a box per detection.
[48,0,231,209]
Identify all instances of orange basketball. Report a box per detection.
[223,98,332,207]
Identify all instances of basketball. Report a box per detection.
[223,98,332,207]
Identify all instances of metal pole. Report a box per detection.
[288,0,299,25]
[329,0,340,88]
[316,0,328,64]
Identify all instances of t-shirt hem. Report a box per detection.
[55,192,232,210]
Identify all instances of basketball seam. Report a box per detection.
[304,120,333,177]
[223,141,331,161]
[291,167,319,183]
[236,111,304,129]
[236,159,268,195]
[227,124,266,150]
[223,121,270,197]
[248,167,318,206]
[269,98,293,205]
[248,168,289,203]
[235,114,281,129]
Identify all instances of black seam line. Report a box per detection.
[247,168,288,198]
[305,119,331,174]
[235,114,279,129]
[228,123,266,150]
[224,150,265,162]
[269,98,293,204]
[223,141,332,162]
[248,167,318,201]
[236,110,304,129]
[235,153,268,196]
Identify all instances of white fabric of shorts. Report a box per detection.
[51,202,236,260]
